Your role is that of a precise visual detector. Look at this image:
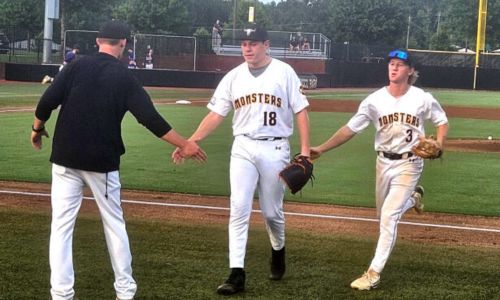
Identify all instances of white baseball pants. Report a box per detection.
[369,156,424,273]
[49,163,136,300]
[228,135,290,268]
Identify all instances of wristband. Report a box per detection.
[32,125,45,133]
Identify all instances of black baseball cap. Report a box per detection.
[387,49,413,66]
[236,24,269,42]
[97,20,131,40]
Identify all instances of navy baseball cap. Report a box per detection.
[387,49,413,66]
[236,24,269,42]
[97,20,131,40]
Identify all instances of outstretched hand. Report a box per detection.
[172,140,206,164]
[310,147,322,160]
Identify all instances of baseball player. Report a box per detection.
[310,49,448,290]
[42,44,80,84]
[173,24,311,295]
[31,20,205,300]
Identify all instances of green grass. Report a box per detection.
[2,104,499,216]
[1,83,500,299]
[1,207,499,300]
[306,88,500,108]
[2,82,500,108]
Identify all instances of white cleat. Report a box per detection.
[412,185,425,214]
[350,270,380,290]
[41,75,52,84]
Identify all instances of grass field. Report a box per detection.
[0,82,500,299]
[1,92,499,215]
[1,206,500,300]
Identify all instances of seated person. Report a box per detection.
[289,37,300,52]
[301,38,311,52]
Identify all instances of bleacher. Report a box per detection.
[212,29,330,60]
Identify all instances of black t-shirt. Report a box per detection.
[35,52,172,172]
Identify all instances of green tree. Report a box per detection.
[0,0,44,33]
[114,0,190,34]
[326,0,407,45]
[439,0,476,50]
[185,0,232,35]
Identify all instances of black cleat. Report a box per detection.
[217,268,245,295]
[269,247,286,280]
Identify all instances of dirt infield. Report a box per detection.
[1,180,499,249]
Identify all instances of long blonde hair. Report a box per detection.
[409,69,419,85]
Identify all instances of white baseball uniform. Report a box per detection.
[208,58,309,268]
[347,85,448,273]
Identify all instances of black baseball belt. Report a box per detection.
[243,134,283,141]
[378,151,414,160]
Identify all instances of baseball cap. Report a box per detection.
[387,49,413,66]
[97,20,131,40]
[236,24,269,42]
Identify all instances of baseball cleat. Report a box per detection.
[412,185,425,214]
[350,270,380,290]
[269,247,286,280]
[41,75,52,84]
[217,268,245,295]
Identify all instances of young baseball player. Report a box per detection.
[310,49,449,290]
[173,24,311,295]
[31,20,205,300]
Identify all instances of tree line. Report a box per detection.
[0,0,499,51]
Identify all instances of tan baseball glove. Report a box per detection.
[412,136,443,159]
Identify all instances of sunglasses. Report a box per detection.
[388,50,409,61]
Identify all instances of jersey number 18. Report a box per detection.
[263,111,277,126]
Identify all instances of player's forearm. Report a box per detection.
[296,109,311,157]
[161,129,190,148]
[435,123,449,148]
[32,117,46,131]
[318,125,356,153]
[190,111,225,142]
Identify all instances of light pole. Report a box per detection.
[406,15,411,49]
[232,0,237,41]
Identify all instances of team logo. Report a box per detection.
[299,85,305,95]
[209,96,217,105]
[244,28,256,36]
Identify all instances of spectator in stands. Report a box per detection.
[214,19,223,36]
[42,44,80,84]
[127,48,137,69]
[297,32,305,50]
[289,37,300,52]
[144,45,153,69]
[212,20,223,54]
[301,38,311,52]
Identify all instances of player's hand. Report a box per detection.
[171,147,185,164]
[31,130,49,150]
[310,147,322,160]
[172,141,207,164]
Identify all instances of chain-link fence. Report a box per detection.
[3,26,500,70]
[330,42,500,69]
[215,29,330,60]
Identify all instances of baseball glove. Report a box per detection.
[279,154,314,194]
[412,136,443,159]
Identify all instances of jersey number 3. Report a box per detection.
[263,111,277,126]
[405,129,413,142]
